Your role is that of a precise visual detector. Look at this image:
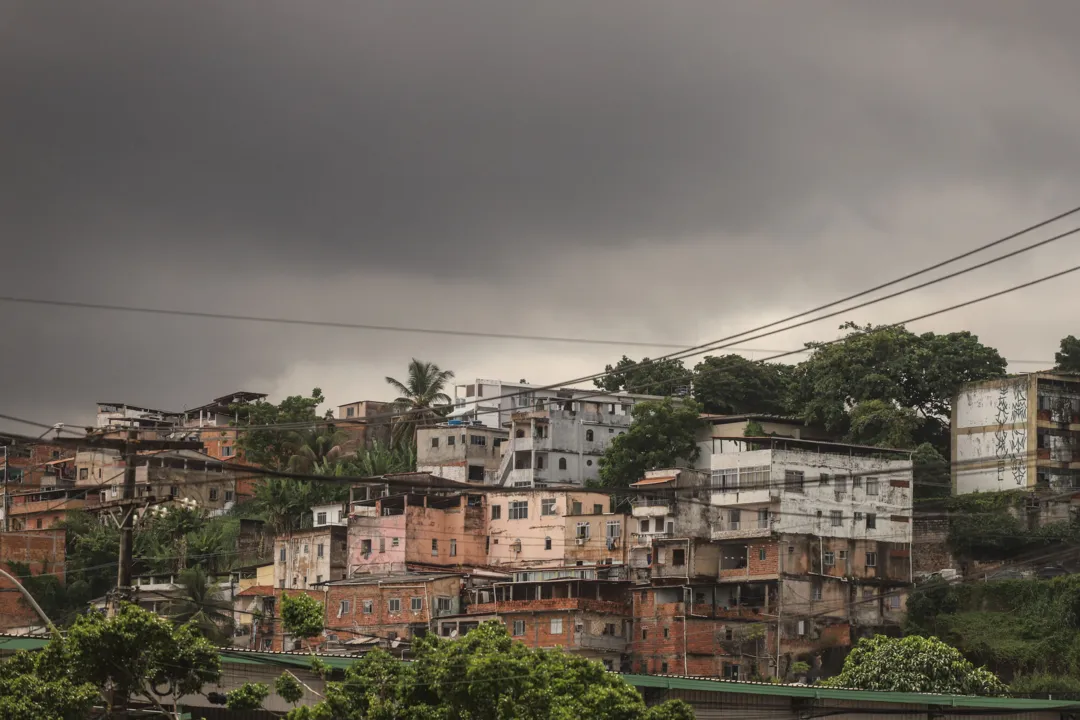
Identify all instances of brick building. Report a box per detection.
[465,568,633,671]
[1,439,74,488]
[0,529,65,632]
[6,487,90,531]
[323,572,465,650]
[234,585,327,651]
[348,492,487,575]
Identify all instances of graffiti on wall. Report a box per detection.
[994,379,1028,485]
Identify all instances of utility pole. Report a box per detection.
[2,443,8,533]
[113,430,139,609]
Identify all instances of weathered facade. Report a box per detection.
[416,423,508,484]
[275,526,349,589]
[347,492,487,575]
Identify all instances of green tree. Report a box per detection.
[385,359,455,447]
[595,355,693,396]
[790,323,1006,450]
[281,591,325,646]
[692,355,791,415]
[227,682,271,710]
[845,399,919,448]
[275,671,306,706]
[167,567,235,644]
[0,643,98,720]
[912,442,950,499]
[286,428,350,474]
[1055,335,1080,373]
[234,388,329,469]
[820,635,1006,695]
[291,621,695,720]
[598,398,703,488]
[251,477,346,535]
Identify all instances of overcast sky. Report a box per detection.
[3,1,1080,432]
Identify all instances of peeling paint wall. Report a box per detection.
[954,376,1034,494]
[487,491,624,567]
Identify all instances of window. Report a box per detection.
[853,511,864,523]
[572,500,582,514]
[661,661,669,673]
[640,519,650,533]
[576,522,591,540]
[865,552,877,567]
[536,455,544,470]
[302,575,307,586]
[447,434,455,446]
[468,464,484,481]
[346,407,355,417]
[711,468,739,491]
[663,627,669,638]
[512,620,525,636]
[544,536,552,550]
[866,477,879,496]
[823,551,835,566]
[411,597,423,611]
[585,429,594,441]
[363,600,373,614]
[209,488,219,501]
[667,521,675,535]
[361,539,372,555]
[515,429,525,438]
[862,588,874,600]
[606,520,621,539]
[170,485,179,497]
[830,510,842,527]
[317,543,325,558]
[279,579,285,589]
[437,596,453,612]
[541,498,556,516]
[835,475,846,493]
[852,475,862,488]
[316,512,327,525]
[866,513,877,529]
[838,550,848,561]
[728,508,741,530]
[316,575,322,583]
[558,457,567,470]
[225,490,234,502]
[470,435,486,446]
[432,539,439,556]
[431,437,439,449]
[36,519,42,529]
[304,544,310,554]
[79,467,88,480]
[491,505,502,520]
[339,600,350,615]
[222,446,234,457]
[388,598,402,613]
[723,664,740,681]
[889,594,901,609]
[392,537,400,547]
[509,501,528,520]
[550,617,563,634]
[757,509,769,529]
[642,628,648,640]
[279,547,286,562]
[759,547,767,561]
[672,549,686,566]
[819,472,830,485]
[812,583,822,601]
[379,538,386,553]
[785,470,804,493]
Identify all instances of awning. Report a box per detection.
[630,476,676,487]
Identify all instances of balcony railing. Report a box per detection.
[631,531,670,546]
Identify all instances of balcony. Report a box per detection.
[468,598,630,615]
[711,525,773,541]
[574,631,628,652]
[631,531,670,547]
[631,502,670,518]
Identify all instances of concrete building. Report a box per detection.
[323,572,466,650]
[275,526,349,590]
[347,492,487,575]
[96,402,181,435]
[628,468,715,583]
[85,450,240,515]
[175,391,267,462]
[696,414,835,460]
[953,372,1080,494]
[312,502,348,527]
[486,489,627,569]
[416,423,508,484]
[5,487,90,531]
[334,400,393,451]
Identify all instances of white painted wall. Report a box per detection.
[954,379,1031,494]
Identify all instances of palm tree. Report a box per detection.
[168,567,234,645]
[385,359,455,446]
[354,440,417,477]
[285,428,350,473]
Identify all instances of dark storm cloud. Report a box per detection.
[2,0,1080,428]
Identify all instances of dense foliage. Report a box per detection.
[906,576,1080,683]
[234,387,331,469]
[286,622,694,719]
[0,603,220,718]
[692,354,790,416]
[227,682,271,710]
[385,358,455,446]
[820,635,1006,696]
[594,355,693,396]
[1055,335,1080,373]
[598,398,703,487]
[281,591,326,641]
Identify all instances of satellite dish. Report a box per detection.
[391,639,400,648]
[449,629,458,638]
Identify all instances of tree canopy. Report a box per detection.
[598,398,703,488]
[286,621,694,720]
[0,603,221,718]
[691,354,791,416]
[234,388,331,469]
[790,323,1006,450]
[820,635,1006,696]
[1055,335,1080,373]
[594,356,693,396]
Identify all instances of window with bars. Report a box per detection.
[509,501,528,520]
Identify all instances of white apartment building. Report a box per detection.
[492,390,664,487]
[707,437,914,544]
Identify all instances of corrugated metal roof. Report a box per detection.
[630,476,676,487]
[618,674,1079,709]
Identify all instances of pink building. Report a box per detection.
[348,492,487,575]
[486,490,628,569]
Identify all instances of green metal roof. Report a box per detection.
[621,674,1080,710]
[2,635,1076,710]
